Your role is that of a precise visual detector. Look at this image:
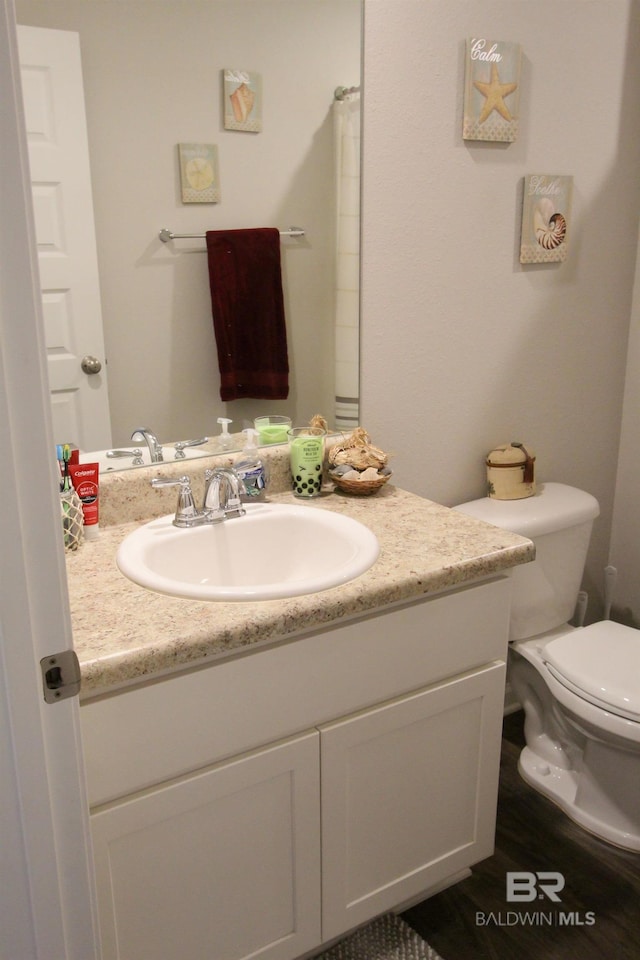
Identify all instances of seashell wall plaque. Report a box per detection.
[463,39,522,142]
[178,143,221,204]
[520,174,573,264]
[223,68,262,133]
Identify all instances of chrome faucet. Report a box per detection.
[131,427,164,463]
[203,468,245,520]
[151,468,246,528]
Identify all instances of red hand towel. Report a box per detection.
[206,228,289,401]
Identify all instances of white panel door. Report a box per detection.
[320,664,506,941]
[1,8,100,956]
[18,24,112,450]
[91,731,322,960]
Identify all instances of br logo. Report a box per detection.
[506,871,565,902]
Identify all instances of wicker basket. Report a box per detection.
[330,471,392,496]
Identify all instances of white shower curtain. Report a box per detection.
[333,92,361,432]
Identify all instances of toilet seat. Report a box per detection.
[543,622,640,722]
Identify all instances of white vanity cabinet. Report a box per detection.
[81,577,511,960]
[319,663,504,940]
[90,732,322,960]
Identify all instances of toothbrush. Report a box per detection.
[60,444,73,546]
[62,444,71,492]
[56,444,65,491]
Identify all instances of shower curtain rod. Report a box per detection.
[159,227,305,243]
[334,84,360,100]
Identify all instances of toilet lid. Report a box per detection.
[543,622,640,722]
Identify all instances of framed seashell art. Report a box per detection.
[520,174,573,264]
[178,143,221,204]
[223,68,262,133]
[463,38,522,142]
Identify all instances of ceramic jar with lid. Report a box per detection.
[486,441,536,499]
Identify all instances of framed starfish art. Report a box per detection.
[463,38,522,142]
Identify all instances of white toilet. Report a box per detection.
[455,482,640,851]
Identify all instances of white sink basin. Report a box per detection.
[116,502,379,601]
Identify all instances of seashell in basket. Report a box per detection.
[328,427,389,471]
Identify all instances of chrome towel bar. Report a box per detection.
[159,227,305,243]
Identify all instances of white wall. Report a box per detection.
[361,0,640,615]
[17,0,640,618]
[16,0,361,445]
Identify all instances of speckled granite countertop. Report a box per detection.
[66,446,534,700]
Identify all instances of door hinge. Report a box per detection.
[40,650,81,703]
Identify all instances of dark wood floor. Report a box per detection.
[402,711,640,960]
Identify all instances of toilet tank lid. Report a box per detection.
[454,482,599,537]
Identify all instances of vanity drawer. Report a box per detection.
[81,576,511,806]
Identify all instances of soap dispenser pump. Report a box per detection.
[235,428,268,501]
[216,417,234,451]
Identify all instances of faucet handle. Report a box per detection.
[173,437,209,460]
[151,475,200,527]
[106,447,144,465]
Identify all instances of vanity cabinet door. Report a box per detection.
[319,662,505,941]
[90,731,321,960]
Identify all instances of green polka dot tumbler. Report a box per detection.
[288,426,326,498]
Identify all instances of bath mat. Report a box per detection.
[314,913,444,960]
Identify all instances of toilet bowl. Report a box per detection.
[510,622,640,850]
[455,483,640,851]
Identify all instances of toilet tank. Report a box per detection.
[455,482,600,640]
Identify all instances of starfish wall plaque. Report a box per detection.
[463,39,522,142]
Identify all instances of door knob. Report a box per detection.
[81,355,102,375]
